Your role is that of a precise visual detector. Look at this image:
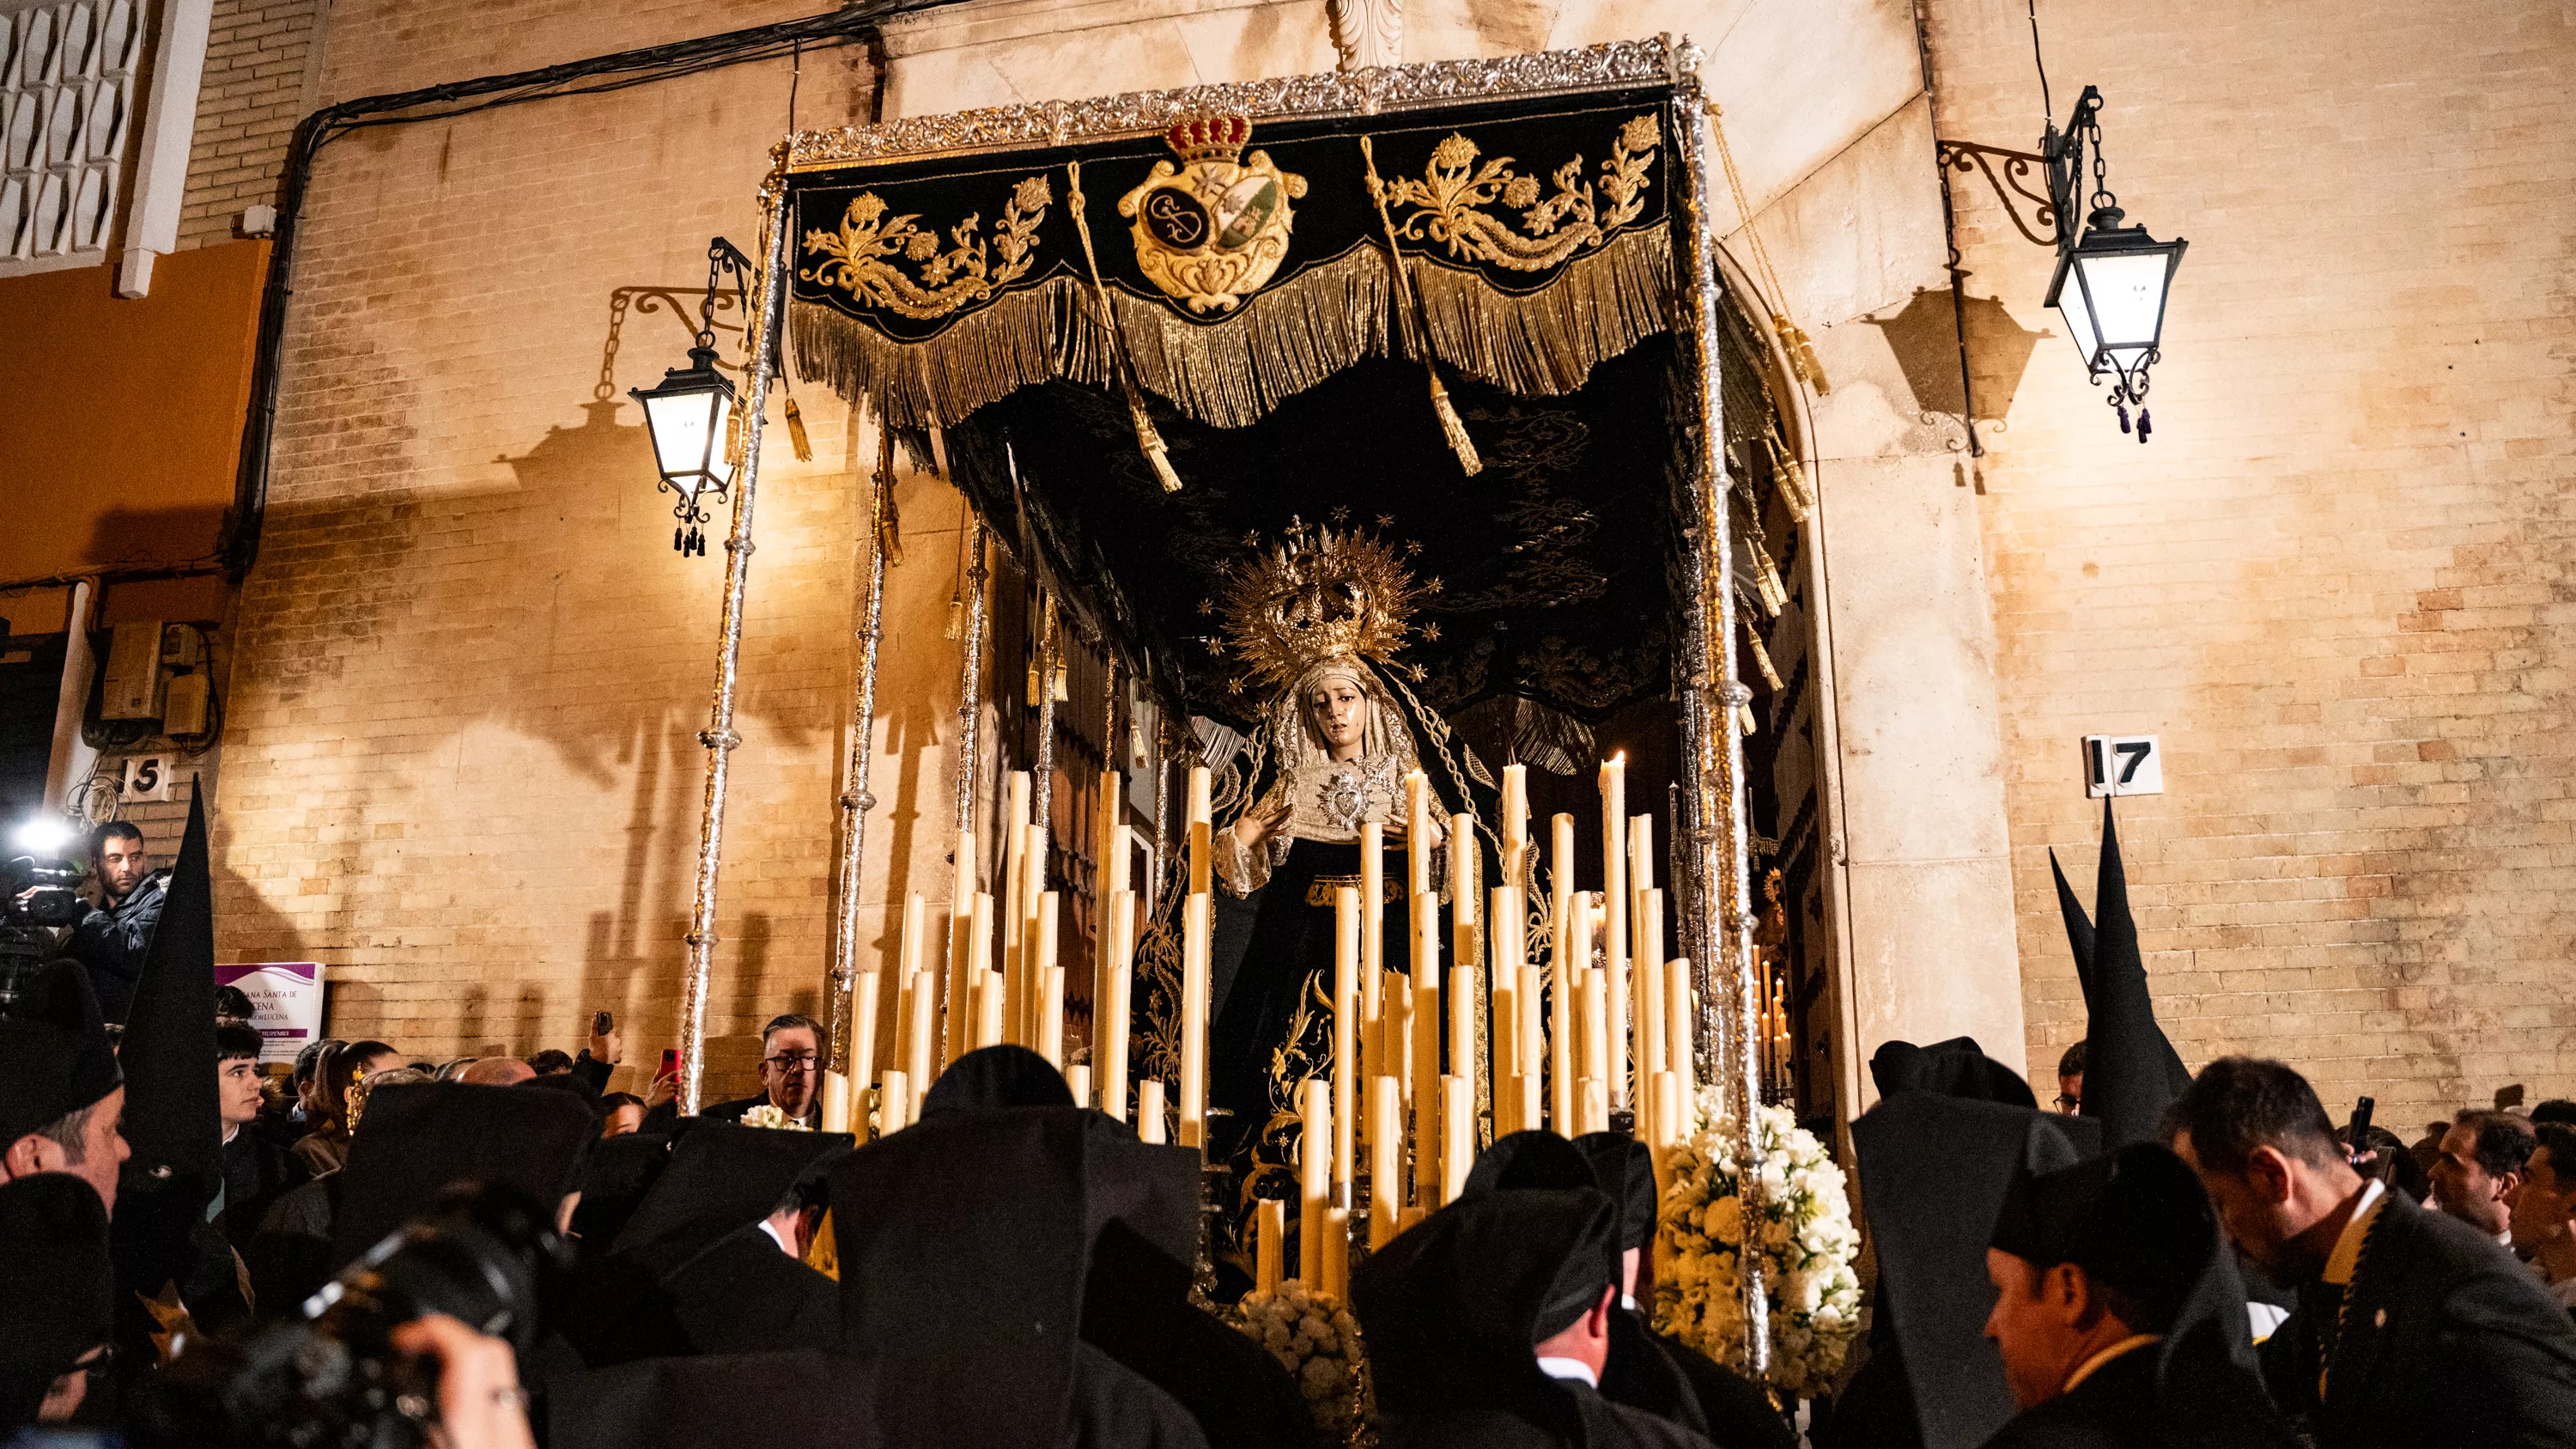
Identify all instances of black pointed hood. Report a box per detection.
[919,1044,1075,1118]
[1574,1132,1658,1257]
[0,959,118,1150]
[1352,1187,1617,1437]
[1465,1129,1600,1197]
[828,1105,1199,1449]
[113,789,219,1196]
[1868,1037,2037,1110]
[549,1349,884,1449]
[330,1082,596,1269]
[2050,849,2096,1007]
[1852,1093,2099,1449]
[2079,799,2192,1148]
[611,1121,852,1262]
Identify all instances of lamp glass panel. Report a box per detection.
[2056,280,2103,374]
[2070,250,2171,353]
[641,385,725,496]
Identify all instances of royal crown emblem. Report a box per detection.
[1219,519,1423,689]
[1119,115,1306,314]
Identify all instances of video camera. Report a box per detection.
[0,854,89,1009]
[134,1184,570,1449]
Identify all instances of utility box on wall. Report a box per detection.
[101,620,166,721]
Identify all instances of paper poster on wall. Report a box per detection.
[215,961,325,1066]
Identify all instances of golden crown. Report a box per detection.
[1219,519,1422,691]
[1164,114,1252,164]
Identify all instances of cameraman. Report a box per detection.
[67,823,169,1023]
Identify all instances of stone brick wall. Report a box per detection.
[210,1,905,1099]
[1925,0,2576,1125]
[175,0,326,252]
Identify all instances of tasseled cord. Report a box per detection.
[1066,159,1184,492]
[1361,134,1482,478]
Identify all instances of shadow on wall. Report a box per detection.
[225,381,840,1081]
[82,505,231,575]
[1860,286,2048,436]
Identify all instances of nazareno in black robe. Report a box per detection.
[828,1105,1215,1449]
[1355,1185,1719,1449]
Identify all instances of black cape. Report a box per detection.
[327,1081,595,1269]
[1356,1187,1716,1449]
[547,1349,882,1449]
[829,1107,1211,1449]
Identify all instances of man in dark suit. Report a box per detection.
[700,1014,824,1129]
[2169,1056,2576,1448]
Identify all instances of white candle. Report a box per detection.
[1492,977,1519,1135]
[973,970,1004,1050]
[1258,1198,1285,1295]
[1360,820,1384,1081]
[906,971,935,1096]
[880,1068,910,1135]
[1582,1075,1609,1135]
[1411,898,1441,1201]
[1636,887,1666,1081]
[1652,1069,1682,1150]
[1441,1075,1473,1204]
[1369,1075,1401,1249]
[822,1071,851,1134]
[1101,892,1133,1122]
[1599,755,1628,1110]
[1002,771,1030,962]
[1581,963,1608,1090]
[848,969,879,1133]
[1097,768,1121,1014]
[1405,770,1431,896]
[1033,892,1061,1061]
[898,891,927,982]
[1067,1062,1091,1109]
[1549,813,1577,1135]
[1179,891,1211,1150]
[1448,963,1474,1087]
[947,831,977,1066]
[1334,886,1359,1191]
[1187,765,1212,897]
[1301,1077,1331,1286]
[1501,763,1528,883]
[1668,959,1695,1105]
[1139,1079,1168,1144]
[1323,1205,1351,1300]
[1385,972,1412,1110]
[890,976,915,1096]
[1517,963,1545,1136]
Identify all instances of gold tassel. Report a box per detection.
[1736,703,1759,736]
[1750,537,1787,618]
[945,599,964,640]
[1776,316,1832,396]
[783,394,814,462]
[1427,369,1482,476]
[1050,663,1069,702]
[1764,431,1814,523]
[1132,401,1184,493]
[1747,623,1784,691]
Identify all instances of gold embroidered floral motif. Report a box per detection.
[1374,113,1658,273]
[799,175,1053,320]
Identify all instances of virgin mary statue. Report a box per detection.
[1202,521,1492,1174]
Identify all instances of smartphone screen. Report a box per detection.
[592,1009,613,1035]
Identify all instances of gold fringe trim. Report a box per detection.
[793,227,1674,428]
[1412,226,1673,397]
[1103,246,1393,430]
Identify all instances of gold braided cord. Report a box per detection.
[1360,134,1482,475]
[1701,100,1831,395]
[1068,161,1185,491]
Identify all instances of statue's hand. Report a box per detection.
[1230,793,1291,851]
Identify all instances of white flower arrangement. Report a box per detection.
[1229,1280,1367,1440]
[738,1104,808,1131]
[1652,1090,1862,1400]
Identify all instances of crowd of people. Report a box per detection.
[7,808,2576,1449]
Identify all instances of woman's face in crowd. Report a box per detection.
[1306,679,1368,754]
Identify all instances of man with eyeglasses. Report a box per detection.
[705,1014,827,1129]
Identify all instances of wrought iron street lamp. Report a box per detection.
[1936,77,2189,444]
[633,237,753,553]
[2039,88,2187,441]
